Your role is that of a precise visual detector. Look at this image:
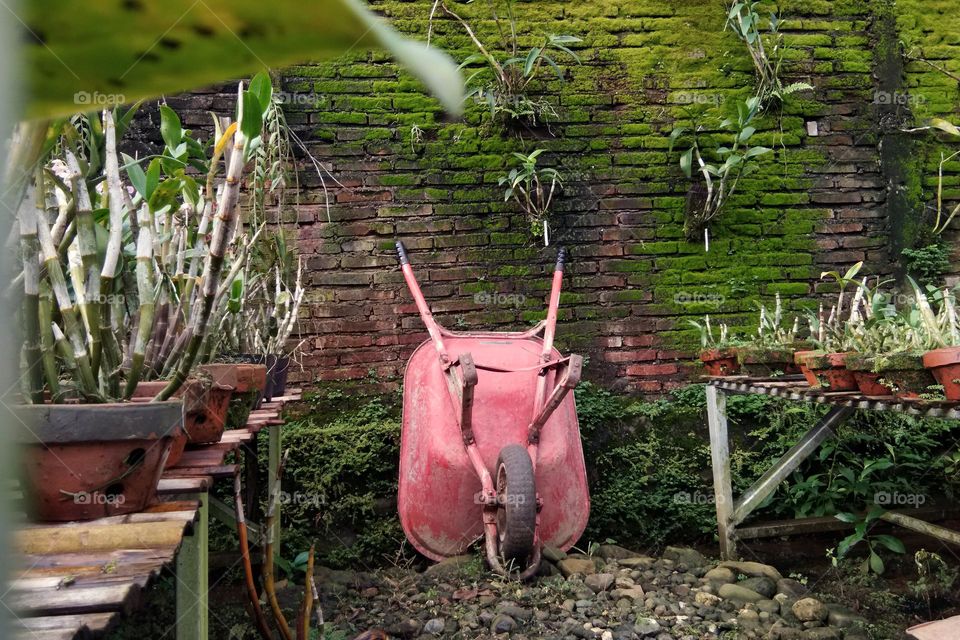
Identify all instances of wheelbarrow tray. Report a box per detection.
[398,333,590,561]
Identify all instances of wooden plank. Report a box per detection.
[17,509,196,530]
[176,495,209,639]
[163,465,237,480]
[14,629,80,640]
[157,477,210,496]
[16,521,188,554]
[706,385,736,560]
[739,506,960,540]
[15,612,114,634]
[6,579,145,616]
[18,549,176,574]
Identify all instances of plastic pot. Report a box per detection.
[700,348,740,377]
[806,352,858,391]
[265,355,291,401]
[13,401,183,522]
[844,353,895,396]
[922,347,960,401]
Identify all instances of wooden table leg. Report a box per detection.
[177,493,208,640]
[707,385,736,560]
[267,422,281,565]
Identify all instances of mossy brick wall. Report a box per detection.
[130,0,960,396]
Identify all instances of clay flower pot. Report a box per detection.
[922,347,960,401]
[794,350,823,387]
[134,378,233,457]
[13,401,183,522]
[806,352,858,392]
[700,348,740,377]
[844,353,894,396]
[737,347,799,377]
[873,353,937,400]
[198,363,267,429]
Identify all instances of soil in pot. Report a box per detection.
[806,352,858,392]
[844,353,895,396]
[700,348,740,376]
[922,347,960,401]
[738,347,799,377]
[14,401,183,522]
[872,353,937,400]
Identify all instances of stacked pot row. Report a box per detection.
[16,362,279,523]
[702,346,960,401]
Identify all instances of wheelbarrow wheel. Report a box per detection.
[495,444,537,564]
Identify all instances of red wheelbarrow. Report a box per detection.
[395,241,589,578]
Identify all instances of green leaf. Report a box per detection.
[680,148,694,178]
[22,0,465,119]
[738,126,757,143]
[248,71,273,115]
[122,153,147,199]
[873,534,905,554]
[239,89,265,141]
[868,551,884,574]
[835,511,858,523]
[524,47,541,76]
[145,158,161,200]
[159,105,182,151]
[930,117,960,137]
[745,146,772,158]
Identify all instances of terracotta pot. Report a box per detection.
[923,347,960,401]
[844,354,895,396]
[738,348,800,377]
[700,348,740,376]
[134,379,232,450]
[806,352,858,392]
[794,350,823,387]
[13,401,183,522]
[872,353,937,400]
[198,363,267,393]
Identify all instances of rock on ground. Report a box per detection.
[312,549,868,639]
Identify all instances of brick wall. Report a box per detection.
[127,0,960,396]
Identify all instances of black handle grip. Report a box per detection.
[555,246,566,272]
[396,240,409,265]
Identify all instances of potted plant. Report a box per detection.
[12,80,268,520]
[736,294,803,376]
[916,283,960,400]
[689,315,741,376]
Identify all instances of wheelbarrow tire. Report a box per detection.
[495,444,537,564]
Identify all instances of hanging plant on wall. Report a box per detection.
[427,0,581,127]
[725,1,813,109]
[668,97,773,244]
[497,149,562,245]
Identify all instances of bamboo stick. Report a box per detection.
[123,204,157,398]
[34,171,98,396]
[100,109,127,387]
[17,185,44,402]
[156,84,254,400]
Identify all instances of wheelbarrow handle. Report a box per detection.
[396,240,410,265]
[555,246,566,272]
